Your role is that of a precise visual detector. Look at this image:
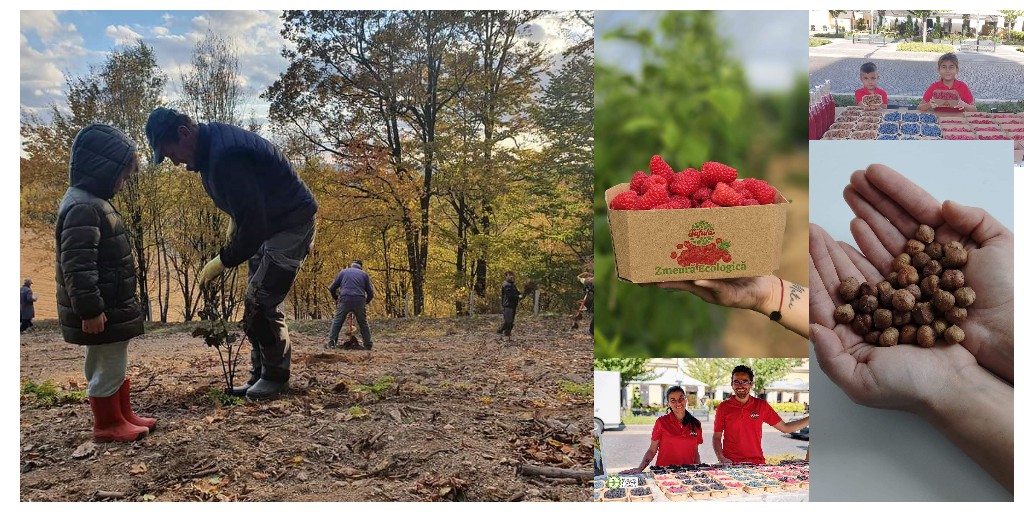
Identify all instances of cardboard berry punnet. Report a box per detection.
[605,159,789,284]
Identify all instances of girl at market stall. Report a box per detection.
[621,386,702,473]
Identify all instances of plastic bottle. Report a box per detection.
[824,80,835,127]
[808,90,816,140]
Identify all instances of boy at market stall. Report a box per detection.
[854,62,888,110]
[917,53,977,113]
[713,365,809,464]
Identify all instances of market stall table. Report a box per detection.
[595,464,809,503]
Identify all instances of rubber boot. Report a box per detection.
[118,378,156,431]
[245,378,289,401]
[89,393,148,443]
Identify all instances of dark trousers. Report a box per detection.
[243,217,315,384]
[329,297,372,348]
[20,319,32,332]
[498,307,516,336]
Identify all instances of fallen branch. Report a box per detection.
[518,464,590,482]
[94,491,126,499]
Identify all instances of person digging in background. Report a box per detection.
[21,278,38,332]
[621,385,703,473]
[576,272,594,335]
[56,124,153,442]
[497,271,522,341]
[146,107,318,400]
[327,259,374,350]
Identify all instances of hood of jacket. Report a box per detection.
[68,123,136,200]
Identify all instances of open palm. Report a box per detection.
[842,164,1013,383]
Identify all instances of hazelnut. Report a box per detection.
[924,241,943,260]
[852,314,873,335]
[899,325,918,345]
[905,239,926,256]
[921,260,943,277]
[932,319,949,336]
[886,272,899,286]
[877,281,895,307]
[855,295,879,314]
[911,252,931,269]
[864,331,881,345]
[920,274,941,296]
[942,242,968,268]
[932,290,956,313]
[944,325,965,344]
[859,282,878,298]
[892,310,912,326]
[940,270,965,291]
[944,307,968,326]
[879,327,899,347]
[894,253,912,270]
[911,302,935,325]
[916,325,937,348]
[873,308,893,330]
[915,224,935,244]
[892,289,915,312]
[897,266,919,287]
[954,287,976,308]
[904,284,922,302]
[839,276,860,302]
[834,304,855,324]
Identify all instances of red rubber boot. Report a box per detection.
[89,392,148,443]
[118,378,157,431]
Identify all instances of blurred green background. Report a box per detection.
[595,11,810,358]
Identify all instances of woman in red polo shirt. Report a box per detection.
[621,386,702,473]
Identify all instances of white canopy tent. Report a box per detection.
[628,369,708,407]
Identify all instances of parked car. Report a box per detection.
[790,426,810,441]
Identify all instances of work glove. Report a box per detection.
[199,255,226,286]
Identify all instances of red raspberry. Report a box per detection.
[648,175,668,188]
[691,186,713,204]
[699,200,719,208]
[700,161,738,186]
[636,182,670,210]
[669,169,701,197]
[711,182,742,207]
[672,197,692,209]
[609,190,640,210]
[729,180,746,191]
[649,155,675,180]
[741,198,759,206]
[743,178,777,205]
[629,171,649,194]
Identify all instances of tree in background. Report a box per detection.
[730,358,804,396]
[594,358,655,408]
[685,359,731,397]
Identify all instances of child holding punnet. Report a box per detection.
[854,62,888,109]
[918,53,977,113]
[55,124,154,442]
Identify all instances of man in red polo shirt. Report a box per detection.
[713,365,809,464]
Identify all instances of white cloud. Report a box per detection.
[105,24,143,46]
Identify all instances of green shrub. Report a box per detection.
[809,38,832,47]
[558,380,591,397]
[21,379,86,407]
[206,388,244,406]
[811,32,846,39]
[770,402,807,413]
[896,42,955,53]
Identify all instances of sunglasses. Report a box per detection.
[732,380,752,386]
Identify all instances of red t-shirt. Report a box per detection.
[713,396,782,464]
[855,87,888,106]
[923,80,974,112]
[652,413,703,466]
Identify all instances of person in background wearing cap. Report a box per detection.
[145,107,318,400]
[20,278,38,332]
[713,364,809,464]
[326,260,375,350]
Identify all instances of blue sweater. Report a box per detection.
[329,265,374,303]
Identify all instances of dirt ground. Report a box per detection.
[19,315,594,502]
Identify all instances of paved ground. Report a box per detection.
[810,38,1024,102]
[601,413,808,472]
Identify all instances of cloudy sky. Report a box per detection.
[20,10,587,123]
[596,11,809,92]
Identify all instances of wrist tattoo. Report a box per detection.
[788,283,805,310]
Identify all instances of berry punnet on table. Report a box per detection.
[833,223,971,347]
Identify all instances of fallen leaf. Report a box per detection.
[289,456,304,464]
[208,476,221,485]
[71,441,96,459]
[142,494,155,501]
[560,445,573,454]
[252,472,268,480]
[388,409,403,422]
[130,462,147,474]
[479,396,493,405]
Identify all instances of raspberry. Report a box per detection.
[711,182,742,207]
[649,155,675,180]
[629,171,649,194]
[691,186,713,203]
[743,178,777,205]
[699,200,719,208]
[651,202,676,210]
[636,182,670,210]
[648,175,668,188]
[700,161,738,186]
[672,197,692,209]
[609,190,639,210]
[669,169,701,197]
[741,198,759,206]
[729,180,747,191]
